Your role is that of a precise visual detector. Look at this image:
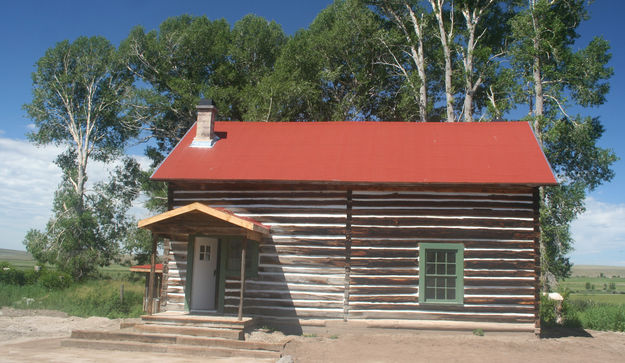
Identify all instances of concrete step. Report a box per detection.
[70,330,285,352]
[61,338,281,360]
[134,324,244,340]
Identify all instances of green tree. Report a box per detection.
[267,0,391,121]
[509,0,616,285]
[120,15,232,166]
[23,37,140,279]
[24,158,143,279]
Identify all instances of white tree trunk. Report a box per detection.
[430,0,455,122]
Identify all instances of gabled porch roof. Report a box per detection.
[138,202,270,241]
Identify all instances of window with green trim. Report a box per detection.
[419,243,464,304]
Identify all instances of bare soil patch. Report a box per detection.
[284,327,625,363]
[1,307,624,362]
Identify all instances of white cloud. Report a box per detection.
[26,123,36,131]
[570,197,625,266]
[0,137,149,251]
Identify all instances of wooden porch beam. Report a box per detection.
[238,239,247,321]
[147,234,158,315]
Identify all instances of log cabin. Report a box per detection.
[138,99,556,334]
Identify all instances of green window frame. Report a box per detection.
[418,243,464,304]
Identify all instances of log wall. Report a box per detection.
[162,182,538,326]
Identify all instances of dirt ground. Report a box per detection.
[1,307,624,363]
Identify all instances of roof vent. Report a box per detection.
[191,99,219,148]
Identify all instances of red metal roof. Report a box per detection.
[130,264,163,273]
[152,121,556,185]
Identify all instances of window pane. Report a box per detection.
[447,277,455,288]
[426,287,435,299]
[426,277,435,287]
[447,252,455,263]
[426,251,435,262]
[436,288,445,300]
[436,251,445,262]
[436,278,445,288]
[426,263,435,274]
[436,263,445,274]
[447,264,455,275]
[447,288,455,300]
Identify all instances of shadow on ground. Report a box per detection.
[540,326,593,338]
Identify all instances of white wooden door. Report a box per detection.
[191,237,218,311]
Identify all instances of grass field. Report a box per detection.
[0,248,138,275]
[568,294,625,304]
[0,248,36,269]
[561,266,625,305]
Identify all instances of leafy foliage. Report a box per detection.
[24,158,143,280]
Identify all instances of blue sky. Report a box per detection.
[0,1,623,266]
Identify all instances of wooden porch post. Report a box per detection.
[147,234,158,315]
[238,240,247,321]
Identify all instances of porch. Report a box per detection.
[137,202,271,320]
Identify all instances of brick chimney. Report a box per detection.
[191,99,219,148]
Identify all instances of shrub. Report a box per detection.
[39,270,71,290]
[540,291,582,329]
[568,300,625,332]
[0,263,26,285]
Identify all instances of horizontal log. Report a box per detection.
[261,245,345,256]
[269,237,346,246]
[352,216,533,229]
[464,278,535,287]
[352,193,533,202]
[259,265,345,275]
[351,239,535,249]
[174,191,346,199]
[350,258,417,268]
[244,280,346,293]
[349,286,418,295]
[175,198,347,207]
[246,290,343,301]
[349,295,417,303]
[351,208,534,219]
[177,206,348,215]
[350,268,418,276]
[166,294,185,303]
[350,276,418,285]
[260,216,348,225]
[260,255,345,267]
[349,303,420,310]
[413,304,535,314]
[352,227,537,240]
[269,226,346,235]
[464,269,536,278]
[241,306,343,319]
[225,297,344,309]
[346,310,534,323]
[465,250,535,259]
[464,260,535,270]
[462,240,536,249]
[463,296,535,305]
[351,248,417,258]
[256,273,345,285]
[166,279,186,287]
[464,287,535,295]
